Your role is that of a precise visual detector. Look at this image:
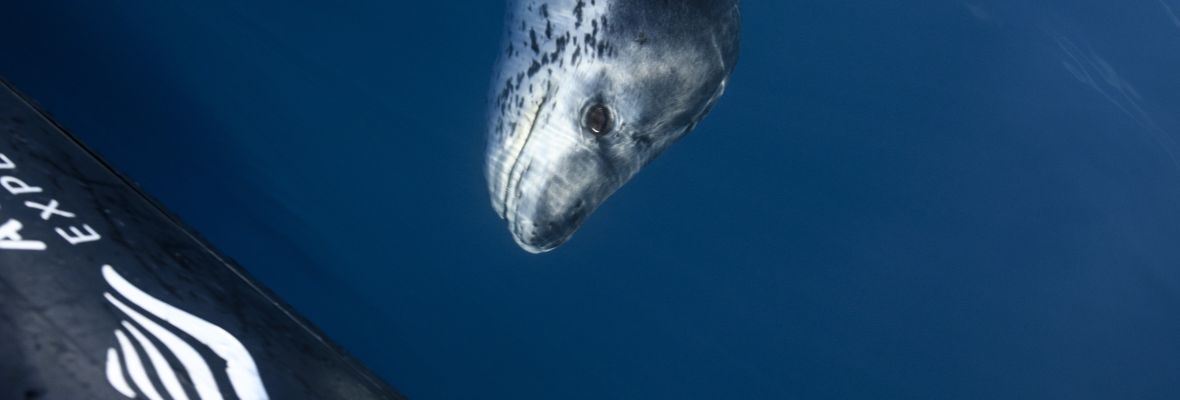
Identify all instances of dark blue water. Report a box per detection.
[4,1,1180,398]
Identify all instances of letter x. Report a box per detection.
[25,200,75,221]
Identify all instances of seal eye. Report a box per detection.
[584,104,612,136]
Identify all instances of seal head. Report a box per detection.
[486,0,741,253]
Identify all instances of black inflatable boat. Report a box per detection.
[0,79,404,399]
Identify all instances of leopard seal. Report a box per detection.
[486,0,741,253]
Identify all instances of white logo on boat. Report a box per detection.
[101,265,270,400]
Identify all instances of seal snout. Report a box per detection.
[509,188,595,254]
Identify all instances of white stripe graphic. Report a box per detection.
[106,293,224,400]
[105,347,137,399]
[102,264,269,400]
[115,329,165,400]
[123,321,191,400]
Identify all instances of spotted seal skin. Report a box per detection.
[486,0,741,253]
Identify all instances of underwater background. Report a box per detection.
[3,0,1180,398]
